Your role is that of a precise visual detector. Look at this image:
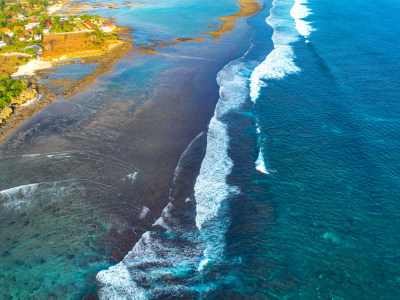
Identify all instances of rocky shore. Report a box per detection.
[0,83,38,125]
[0,27,133,141]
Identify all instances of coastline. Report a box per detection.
[206,0,261,39]
[0,0,262,140]
[0,27,133,140]
[0,0,263,298]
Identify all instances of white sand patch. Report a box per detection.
[47,3,64,15]
[12,60,52,77]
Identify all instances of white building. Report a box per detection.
[101,23,116,33]
[25,21,40,30]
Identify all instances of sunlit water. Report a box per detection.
[2,0,400,298]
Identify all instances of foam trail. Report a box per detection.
[250,0,302,103]
[250,0,315,174]
[0,183,39,210]
[125,172,138,183]
[97,0,317,295]
[194,60,249,270]
[0,180,79,210]
[291,0,315,39]
[256,149,269,174]
[97,133,207,299]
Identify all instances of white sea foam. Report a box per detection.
[97,133,206,298]
[97,0,316,296]
[125,172,138,183]
[250,0,303,103]
[0,180,77,210]
[290,0,314,38]
[194,60,249,270]
[0,183,39,210]
[250,45,300,102]
[249,0,315,174]
[139,206,150,219]
[255,149,269,174]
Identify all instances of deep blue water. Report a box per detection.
[219,0,400,298]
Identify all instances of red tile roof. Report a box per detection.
[85,21,95,28]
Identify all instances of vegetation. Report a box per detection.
[0,73,26,109]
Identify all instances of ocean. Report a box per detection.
[1,0,400,298]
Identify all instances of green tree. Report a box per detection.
[0,74,26,109]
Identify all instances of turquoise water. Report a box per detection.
[0,0,252,298]
[97,0,400,298]
[2,0,400,298]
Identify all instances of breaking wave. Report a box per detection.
[250,0,315,174]
[0,180,79,211]
[96,0,317,297]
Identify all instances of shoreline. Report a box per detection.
[206,0,261,39]
[0,0,264,298]
[0,27,133,140]
[0,0,262,140]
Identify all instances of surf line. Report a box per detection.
[249,0,315,174]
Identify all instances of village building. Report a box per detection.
[101,23,116,33]
[19,34,25,41]
[23,29,33,36]
[25,20,40,30]
[13,26,24,32]
[85,21,96,29]
[0,40,7,47]
[34,34,42,41]
[76,23,89,31]
[1,27,11,34]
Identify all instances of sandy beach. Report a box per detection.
[11,60,52,77]
[206,0,261,39]
[47,3,65,15]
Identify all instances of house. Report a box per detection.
[34,33,42,41]
[19,34,26,41]
[13,25,24,32]
[24,45,42,54]
[25,20,40,30]
[101,23,116,33]
[18,13,26,20]
[0,40,7,47]
[76,23,89,31]
[1,27,11,34]
[85,21,96,29]
[46,21,53,28]
[43,28,50,34]
[23,29,33,35]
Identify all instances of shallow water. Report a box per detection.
[0,0,254,298]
